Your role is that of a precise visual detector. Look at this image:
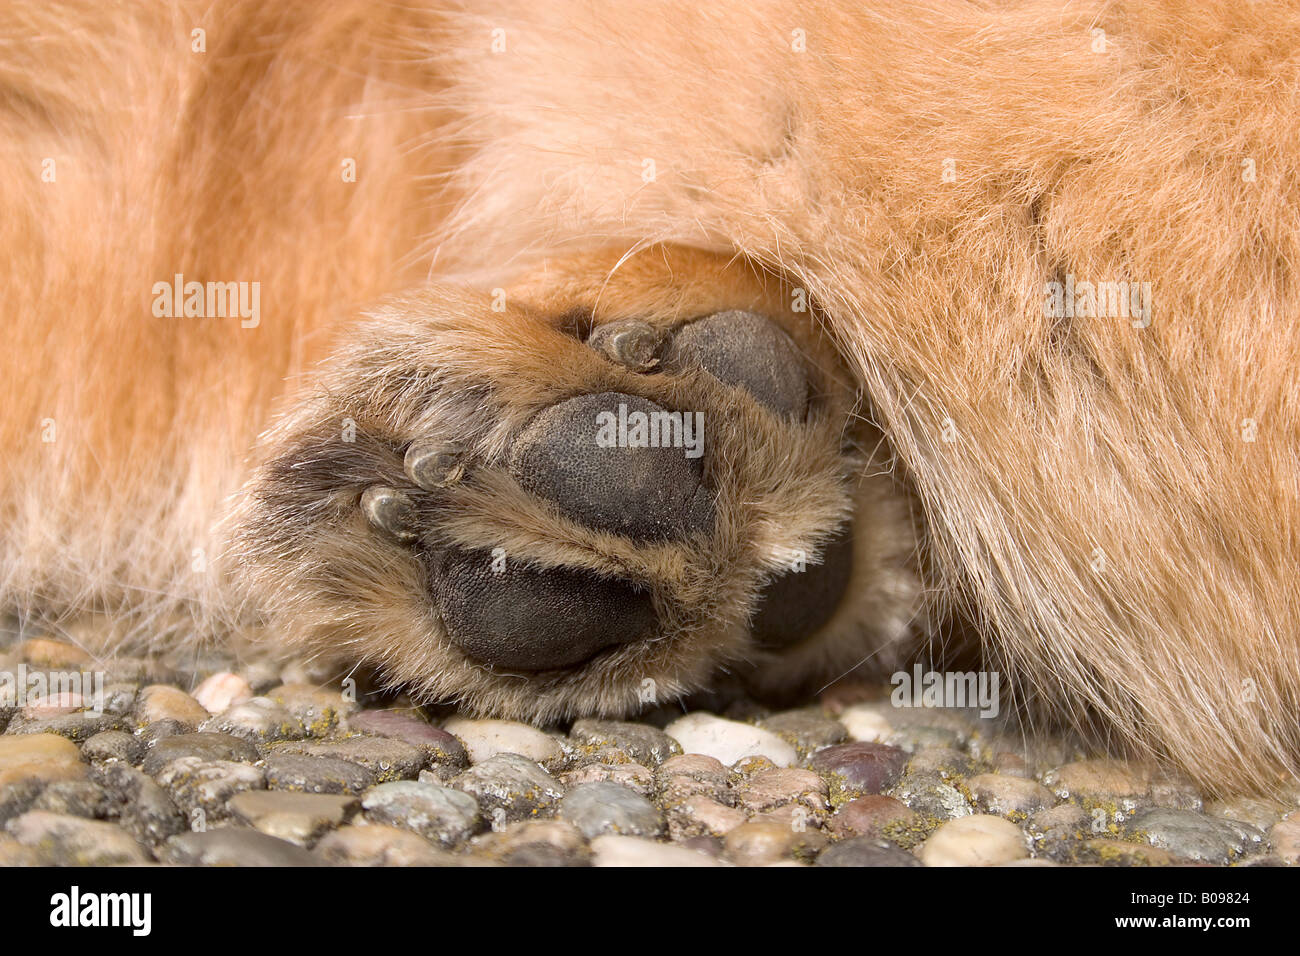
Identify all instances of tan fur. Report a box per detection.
[1,0,1297,795]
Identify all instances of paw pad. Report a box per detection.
[427,548,657,671]
[507,392,713,541]
[350,308,850,678]
[663,310,809,418]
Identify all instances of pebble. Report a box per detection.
[755,709,847,755]
[135,685,211,728]
[560,760,654,796]
[361,781,480,847]
[818,836,922,867]
[262,754,377,795]
[0,734,87,789]
[559,781,664,839]
[191,672,253,715]
[838,704,894,743]
[267,683,357,734]
[906,747,974,777]
[442,717,563,766]
[919,814,1030,866]
[590,834,721,867]
[154,756,266,825]
[81,730,145,765]
[735,768,828,815]
[568,719,682,767]
[967,773,1055,817]
[1267,814,1300,864]
[3,711,123,742]
[141,732,260,776]
[272,737,425,782]
[31,780,110,818]
[664,713,797,768]
[1124,807,1262,864]
[888,703,978,739]
[313,824,456,866]
[1203,797,1289,832]
[91,762,186,845]
[20,690,85,717]
[18,638,92,669]
[346,710,468,773]
[6,810,149,865]
[827,794,920,841]
[473,820,590,867]
[1083,839,1179,866]
[228,790,359,846]
[1042,759,1151,805]
[891,772,973,820]
[991,751,1032,778]
[451,753,565,822]
[665,795,749,840]
[655,754,732,804]
[97,684,140,717]
[161,828,318,866]
[808,742,909,800]
[200,696,305,743]
[0,834,41,866]
[137,719,188,745]
[723,820,827,865]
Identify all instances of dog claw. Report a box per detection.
[588,319,664,372]
[404,439,465,490]
[361,484,418,541]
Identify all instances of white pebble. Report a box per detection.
[919,813,1030,866]
[590,835,721,867]
[839,704,893,743]
[193,672,253,715]
[441,717,563,765]
[664,713,797,768]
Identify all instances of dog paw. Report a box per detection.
[231,257,920,720]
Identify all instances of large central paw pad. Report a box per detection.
[354,309,851,676]
[507,392,713,541]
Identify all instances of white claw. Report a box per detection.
[360,484,418,541]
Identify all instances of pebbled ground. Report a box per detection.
[0,628,1296,867]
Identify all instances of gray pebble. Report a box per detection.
[3,711,124,742]
[817,836,923,867]
[568,719,682,767]
[757,709,848,755]
[160,828,319,866]
[154,756,266,826]
[81,730,145,765]
[270,737,425,782]
[5,810,149,865]
[263,753,376,795]
[30,780,111,819]
[142,732,260,776]
[91,762,186,845]
[1126,807,1264,864]
[200,696,305,743]
[451,753,565,822]
[559,781,664,839]
[362,781,480,847]
[890,772,973,820]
